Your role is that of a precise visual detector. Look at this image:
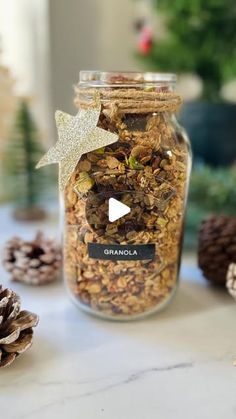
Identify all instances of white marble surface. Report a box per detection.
[0,205,236,419]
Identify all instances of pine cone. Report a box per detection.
[226,263,236,300]
[0,285,39,368]
[3,232,61,285]
[198,215,236,285]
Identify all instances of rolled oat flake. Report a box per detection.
[63,71,192,320]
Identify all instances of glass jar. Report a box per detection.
[63,71,191,320]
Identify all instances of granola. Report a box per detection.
[63,76,191,319]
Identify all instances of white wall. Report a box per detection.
[48,0,138,114]
[0,0,34,95]
[0,0,52,142]
[0,0,138,142]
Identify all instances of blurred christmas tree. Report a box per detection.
[4,101,49,221]
[137,0,236,101]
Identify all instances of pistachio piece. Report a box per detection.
[126,155,144,170]
[94,147,105,154]
[74,172,95,194]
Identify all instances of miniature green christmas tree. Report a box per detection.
[4,101,48,220]
[138,0,236,101]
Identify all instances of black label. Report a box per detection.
[88,243,155,261]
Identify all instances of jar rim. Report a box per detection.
[79,71,177,87]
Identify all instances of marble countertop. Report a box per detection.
[0,205,236,419]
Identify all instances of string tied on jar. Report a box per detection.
[75,87,183,116]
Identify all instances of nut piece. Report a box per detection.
[74,172,95,194]
[78,159,91,172]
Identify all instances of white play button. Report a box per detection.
[108,198,131,222]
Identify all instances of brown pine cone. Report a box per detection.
[0,285,39,367]
[226,263,236,300]
[198,215,236,286]
[3,232,61,285]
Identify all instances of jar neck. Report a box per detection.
[79,71,177,92]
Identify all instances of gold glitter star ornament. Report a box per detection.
[36,96,118,190]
